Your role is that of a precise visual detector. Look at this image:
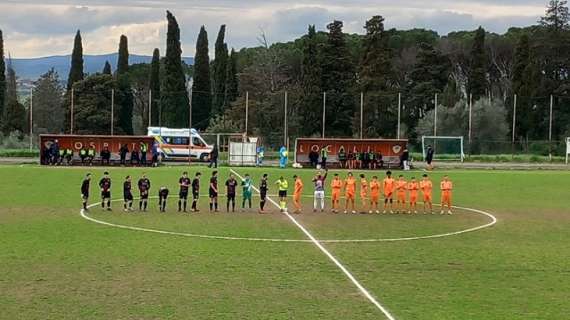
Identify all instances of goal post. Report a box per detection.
[422,136,465,162]
[566,137,570,164]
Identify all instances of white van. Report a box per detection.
[147,127,213,161]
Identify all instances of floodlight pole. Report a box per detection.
[70,88,74,134]
[284,91,288,147]
[512,94,517,158]
[322,91,326,139]
[29,88,33,151]
[433,93,438,136]
[549,94,553,161]
[245,91,249,136]
[188,88,193,165]
[111,89,114,136]
[468,93,473,156]
[397,92,401,139]
[360,92,364,139]
[148,89,152,128]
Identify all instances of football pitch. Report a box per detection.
[0,165,569,319]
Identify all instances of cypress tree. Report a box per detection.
[149,48,161,126]
[405,42,450,139]
[102,61,112,75]
[511,34,541,140]
[358,15,395,138]
[224,48,238,108]
[191,26,212,130]
[117,35,129,75]
[468,26,487,101]
[0,29,5,123]
[64,30,84,131]
[512,34,530,97]
[67,30,84,91]
[115,35,133,134]
[2,59,26,134]
[161,11,189,128]
[212,25,228,115]
[321,20,355,136]
[299,25,323,136]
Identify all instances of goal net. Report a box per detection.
[422,136,465,162]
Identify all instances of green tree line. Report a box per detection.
[1,1,570,153]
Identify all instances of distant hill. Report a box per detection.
[9,53,194,81]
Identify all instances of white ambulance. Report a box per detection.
[147,127,213,161]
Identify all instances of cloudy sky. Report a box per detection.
[0,0,550,58]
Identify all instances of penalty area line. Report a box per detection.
[229,168,397,320]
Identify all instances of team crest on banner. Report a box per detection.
[392,145,402,154]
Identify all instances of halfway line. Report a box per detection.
[230,168,396,320]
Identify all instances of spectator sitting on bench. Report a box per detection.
[131,147,140,166]
[101,147,111,165]
[308,150,319,168]
[87,147,96,166]
[119,144,129,166]
[338,147,347,168]
[80,147,88,165]
[65,148,73,165]
[377,152,384,169]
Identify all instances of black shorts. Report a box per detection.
[140,191,149,200]
[124,193,133,201]
[193,192,199,200]
[82,193,89,200]
[209,189,218,198]
[179,191,188,199]
[426,159,433,165]
[227,194,236,201]
[278,190,287,198]
[260,190,267,200]
[101,191,111,199]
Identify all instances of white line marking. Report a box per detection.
[230,169,397,320]
[80,202,497,243]
[81,202,305,243]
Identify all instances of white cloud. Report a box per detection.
[0,0,549,58]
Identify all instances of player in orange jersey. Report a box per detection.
[369,176,381,214]
[420,174,433,214]
[330,174,343,213]
[395,175,407,213]
[293,175,304,214]
[359,174,369,213]
[440,175,453,214]
[344,172,357,214]
[383,171,395,213]
[407,177,420,214]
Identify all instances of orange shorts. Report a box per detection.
[346,192,355,200]
[410,194,418,203]
[397,192,406,202]
[332,191,341,201]
[423,193,432,202]
[293,194,301,201]
[360,193,367,200]
[384,191,393,199]
[442,191,451,203]
[370,193,380,202]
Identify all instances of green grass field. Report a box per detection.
[1,165,569,319]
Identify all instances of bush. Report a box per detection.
[0,149,39,157]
